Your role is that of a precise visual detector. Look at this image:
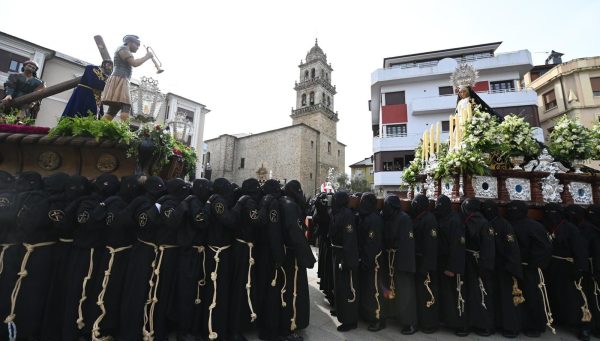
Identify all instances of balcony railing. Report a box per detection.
[389,52,495,70]
[291,103,338,120]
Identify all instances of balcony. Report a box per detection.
[374,171,403,186]
[372,50,533,85]
[373,132,450,153]
[411,89,537,115]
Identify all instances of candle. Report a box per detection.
[466,102,473,121]
[423,131,429,161]
[449,115,454,149]
[436,122,441,154]
[429,125,435,156]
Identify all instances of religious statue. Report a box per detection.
[1,60,45,118]
[61,60,113,118]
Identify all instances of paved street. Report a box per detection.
[241,248,581,341]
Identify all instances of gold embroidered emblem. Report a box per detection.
[249,209,259,220]
[431,228,438,238]
[77,210,89,224]
[138,212,148,227]
[460,236,466,245]
[106,212,114,226]
[488,227,495,236]
[269,210,279,223]
[163,207,174,218]
[214,203,225,215]
[0,197,10,208]
[48,209,64,222]
[345,224,353,233]
[506,234,515,243]
[368,230,375,239]
[195,212,205,222]
[409,231,414,239]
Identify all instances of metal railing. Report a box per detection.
[389,52,495,70]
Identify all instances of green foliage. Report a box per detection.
[0,109,36,126]
[402,139,424,185]
[549,115,592,162]
[49,116,136,144]
[48,116,197,174]
[350,176,370,193]
[335,172,350,191]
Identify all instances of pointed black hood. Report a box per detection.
[587,204,600,228]
[506,200,528,222]
[16,171,43,192]
[261,179,282,198]
[0,171,14,191]
[481,200,498,221]
[411,194,429,217]
[434,195,452,219]
[543,202,564,230]
[192,178,212,203]
[213,178,234,206]
[332,191,349,215]
[358,192,378,216]
[166,178,191,201]
[43,172,69,195]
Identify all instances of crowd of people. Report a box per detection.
[0,171,315,341]
[311,191,600,340]
[1,168,599,341]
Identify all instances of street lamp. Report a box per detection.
[130,76,165,123]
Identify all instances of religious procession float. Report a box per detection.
[396,63,600,217]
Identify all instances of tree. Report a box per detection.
[335,172,350,191]
[350,176,370,193]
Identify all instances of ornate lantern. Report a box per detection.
[130,76,165,122]
[167,112,193,144]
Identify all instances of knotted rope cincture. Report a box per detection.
[424,272,435,308]
[456,274,465,316]
[512,276,525,306]
[91,245,132,341]
[374,251,382,320]
[348,270,356,303]
[290,258,299,331]
[236,239,257,322]
[387,249,396,299]
[593,278,600,312]
[537,267,555,334]
[4,241,55,341]
[139,239,178,341]
[279,267,288,307]
[0,243,14,276]
[59,238,74,243]
[478,277,488,310]
[207,245,231,340]
[192,246,207,305]
[574,276,592,322]
[76,248,95,330]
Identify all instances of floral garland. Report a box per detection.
[548,115,592,162]
[497,114,539,158]
[401,141,423,185]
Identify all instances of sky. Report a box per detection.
[2,0,599,175]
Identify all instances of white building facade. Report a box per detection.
[370,42,538,195]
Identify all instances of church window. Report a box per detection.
[327,96,331,107]
[311,68,315,79]
[321,93,325,103]
[338,150,340,157]
[240,158,245,169]
[311,140,314,148]
[304,70,309,80]
[327,142,331,154]
[321,69,325,78]
[301,94,306,106]
[309,92,315,105]
[310,173,313,179]
[326,73,329,81]
[206,152,210,163]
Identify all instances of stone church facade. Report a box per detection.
[204,40,345,195]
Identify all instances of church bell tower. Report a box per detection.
[291,39,338,139]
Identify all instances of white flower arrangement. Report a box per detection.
[463,105,499,153]
[435,148,488,179]
[590,123,600,160]
[497,114,540,158]
[549,115,592,161]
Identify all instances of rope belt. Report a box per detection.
[91,245,132,341]
[574,276,592,322]
[537,268,556,334]
[77,83,94,91]
[424,272,435,308]
[456,274,465,316]
[0,243,14,276]
[138,239,178,341]
[374,251,382,320]
[207,244,231,340]
[594,279,600,312]
[387,249,396,299]
[348,270,356,303]
[59,238,74,243]
[551,255,574,262]
[77,248,95,330]
[191,246,207,305]
[4,241,56,341]
[466,249,488,310]
[330,243,342,249]
[290,258,299,331]
[236,239,257,322]
[512,276,525,306]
